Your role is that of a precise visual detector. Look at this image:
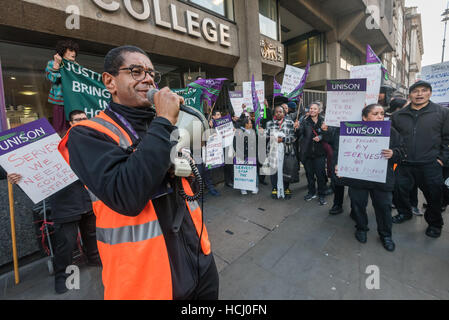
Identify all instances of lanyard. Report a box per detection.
[107,105,140,141]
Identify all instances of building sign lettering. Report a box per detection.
[92,0,231,47]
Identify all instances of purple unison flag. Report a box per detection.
[287,62,310,101]
[273,78,283,98]
[251,75,263,128]
[0,59,7,132]
[187,78,227,106]
[366,44,388,81]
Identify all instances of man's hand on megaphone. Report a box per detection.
[153,87,184,125]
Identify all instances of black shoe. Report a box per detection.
[318,196,327,206]
[271,188,277,199]
[380,237,395,252]
[285,189,292,200]
[392,213,412,224]
[329,205,343,215]
[55,275,68,294]
[355,230,367,243]
[304,193,317,201]
[425,226,442,238]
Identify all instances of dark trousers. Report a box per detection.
[349,187,392,238]
[185,257,219,300]
[197,164,214,190]
[443,167,449,207]
[394,163,444,228]
[53,211,99,279]
[304,156,327,196]
[333,184,345,207]
[270,174,290,190]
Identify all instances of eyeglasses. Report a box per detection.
[118,66,161,84]
[72,117,88,122]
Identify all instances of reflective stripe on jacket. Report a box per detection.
[58,111,210,300]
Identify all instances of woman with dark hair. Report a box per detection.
[338,103,406,252]
[45,39,80,135]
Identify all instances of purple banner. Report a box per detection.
[213,114,232,127]
[0,118,56,156]
[340,121,391,138]
[0,59,7,132]
[327,79,367,92]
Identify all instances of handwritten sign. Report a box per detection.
[0,118,78,203]
[281,65,305,96]
[229,91,245,117]
[325,79,367,127]
[213,115,235,148]
[234,164,257,192]
[421,61,449,105]
[350,64,382,105]
[203,132,224,169]
[337,121,390,183]
[242,81,265,112]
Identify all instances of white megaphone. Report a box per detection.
[147,89,210,198]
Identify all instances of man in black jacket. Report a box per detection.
[64,46,218,299]
[391,80,449,238]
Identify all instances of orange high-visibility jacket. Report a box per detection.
[58,111,210,300]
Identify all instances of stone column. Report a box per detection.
[233,0,263,86]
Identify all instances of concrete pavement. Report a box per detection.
[1,175,448,300]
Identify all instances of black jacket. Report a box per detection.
[48,180,93,223]
[66,102,213,299]
[391,101,449,166]
[337,127,406,192]
[298,116,331,160]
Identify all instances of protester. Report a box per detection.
[234,115,259,195]
[298,103,330,205]
[265,105,297,199]
[391,80,449,238]
[46,39,79,135]
[338,104,405,251]
[58,45,218,300]
[4,109,101,294]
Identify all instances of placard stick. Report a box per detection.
[8,181,19,284]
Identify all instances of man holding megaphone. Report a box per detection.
[58,45,218,300]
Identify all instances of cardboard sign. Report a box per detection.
[325,79,367,127]
[421,61,449,106]
[242,81,265,112]
[0,118,78,203]
[203,132,224,169]
[229,91,245,117]
[213,115,235,148]
[281,64,305,96]
[234,164,257,192]
[350,64,382,105]
[337,121,391,183]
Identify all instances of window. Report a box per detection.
[259,0,278,40]
[340,45,361,72]
[187,0,234,20]
[0,42,105,129]
[286,32,325,67]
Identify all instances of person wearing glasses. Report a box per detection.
[4,109,101,294]
[58,46,218,300]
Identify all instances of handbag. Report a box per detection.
[283,147,300,183]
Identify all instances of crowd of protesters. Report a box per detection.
[1,39,448,299]
[205,80,449,253]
